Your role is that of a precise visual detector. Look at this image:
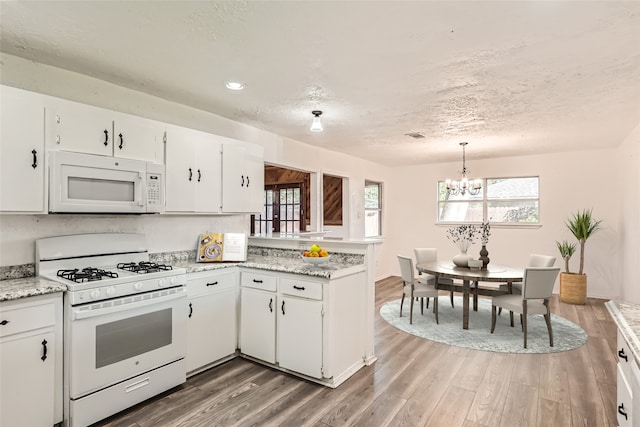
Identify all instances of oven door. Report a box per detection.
[67,286,187,399]
[49,151,148,213]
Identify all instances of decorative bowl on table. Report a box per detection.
[302,255,331,266]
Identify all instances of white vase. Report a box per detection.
[452,252,472,267]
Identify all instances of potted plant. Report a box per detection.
[558,209,602,304]
[556,240,577,274]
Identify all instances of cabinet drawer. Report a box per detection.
[188,270,236,297]
[241,271,277,292]
[0,299,56,338]
[617,363,633,427]
[280,277,323,301]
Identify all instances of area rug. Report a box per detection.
[379,296,587,354]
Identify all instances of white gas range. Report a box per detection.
[36,233,187,427]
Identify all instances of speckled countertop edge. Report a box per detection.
[1,254,364,301]
[173,254,366,279]
[0,277,66,302]
[605,300,640,365]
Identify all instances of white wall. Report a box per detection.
[619,124,640,303]
[0,214,248,266]
[0,53,392,275]
[384,147,623,299]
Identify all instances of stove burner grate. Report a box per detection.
[117,261,173,274]
[57,267,119,283]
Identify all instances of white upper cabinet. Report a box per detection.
[0,85,46,213]
[112,111,165,163]
[221,140,264,213]
[165,124,222,213]
[46,97,114,156]
[46,98,164,163]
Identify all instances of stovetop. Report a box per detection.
[40,262,186,306]
[35,233,187,305]
[56,262,175,283]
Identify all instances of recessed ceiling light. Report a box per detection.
[225,81,244,91]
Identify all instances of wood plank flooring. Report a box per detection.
[95,276,618,427]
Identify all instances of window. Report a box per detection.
[437,176,539,225]
[365,181,382,237]
[252,184,303,234]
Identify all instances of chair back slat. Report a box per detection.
[414,248,438,264]
[522,267,560,300]
[397,255,415,284]
[528,254,556,268]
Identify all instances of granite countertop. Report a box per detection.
[1,250,365,301]
[0,277,66,301]
[605,300,640,365]
[174,254,366,279]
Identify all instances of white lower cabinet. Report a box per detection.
[186,270,238,375]
[278,295,323,378]
[616,329,639,427]
[0,293,62,426]
[240,271,277,364]
[239,268,367,386]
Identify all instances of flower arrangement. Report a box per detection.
[480,219,491,245]
[446,224,478,253]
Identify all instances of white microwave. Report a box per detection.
[49,151,164,214]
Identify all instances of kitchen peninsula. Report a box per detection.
[158,233,380,387]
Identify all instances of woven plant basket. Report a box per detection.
[559,272,587,305]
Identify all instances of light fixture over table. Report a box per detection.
[446,142,482,196]
[310,110,323,132]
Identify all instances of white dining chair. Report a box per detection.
[398,255,440,324]
[414,248,456,308]
[498,254,556,317]
[511,254,557,294]
[491,267,560,348]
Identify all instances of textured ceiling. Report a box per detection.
[1,1,639,166]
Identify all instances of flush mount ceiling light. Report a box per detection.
[310,110,323,132]
[446,142,482,196]
[225,81,244,91]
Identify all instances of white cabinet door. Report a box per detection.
[245,147,265,213]
[0,85,46,212]
[113,112,165,163]
[165,125,221,213]
[221,142,264,213]
[186,287,237,374]
[1,331,55,427]
[193,135,222,213]
[240,287,276,363]
[46,97,114,156]
[277,296,323,379]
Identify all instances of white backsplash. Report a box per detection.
[0,213,250,267]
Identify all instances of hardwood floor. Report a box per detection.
[95,276,618,427]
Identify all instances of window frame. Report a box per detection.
[364,180,383,237]
[252,183,304,234]
[436,175,541,227]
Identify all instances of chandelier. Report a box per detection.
[446,142,482,196]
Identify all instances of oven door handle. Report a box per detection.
[72,287,186,320]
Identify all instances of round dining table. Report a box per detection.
[416,261,523,330]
